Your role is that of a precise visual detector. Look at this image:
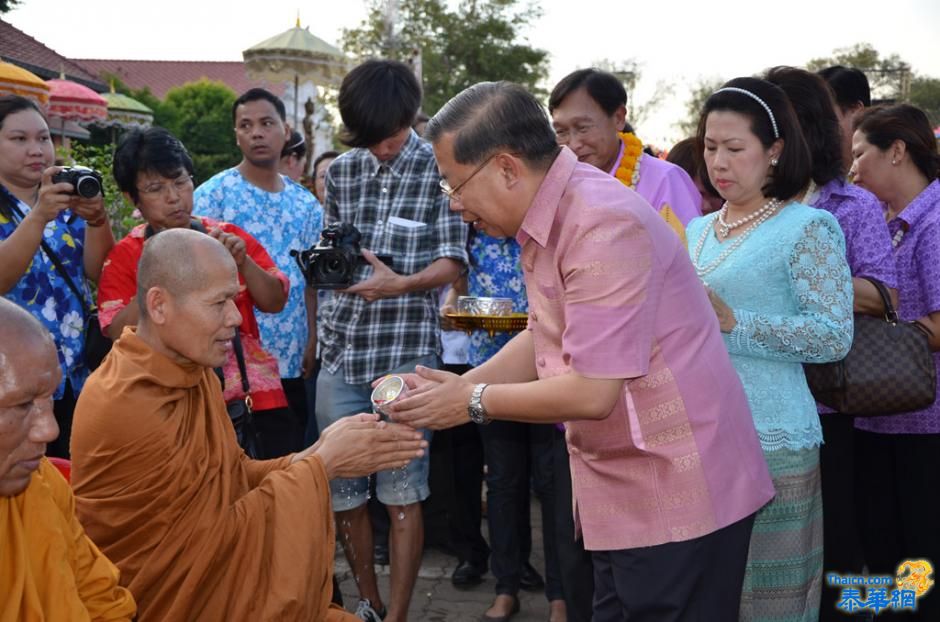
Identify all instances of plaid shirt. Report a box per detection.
[320,130,468,383]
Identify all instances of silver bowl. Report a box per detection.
[457,296,514,316]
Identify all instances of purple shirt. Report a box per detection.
[812,179,898,415]
[856,179,940,434]
[607,142,703,244]
[519,147,774,550]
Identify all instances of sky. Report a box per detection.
[5,0,940,145]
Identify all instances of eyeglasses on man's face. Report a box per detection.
[439,152,501,200]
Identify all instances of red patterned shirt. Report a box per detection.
[98,217,289,411]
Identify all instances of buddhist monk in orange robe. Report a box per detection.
[0,298,137,622]
[71,229,428,621]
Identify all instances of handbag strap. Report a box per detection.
[231,331,251,395]
[860,277,899,324]
[0,190,93,317]
[861,276,934,338]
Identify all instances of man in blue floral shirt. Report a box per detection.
[194,88,322,448]
[315,60,467,622]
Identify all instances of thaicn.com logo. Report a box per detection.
[828,559,934,615]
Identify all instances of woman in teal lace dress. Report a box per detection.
[687,78,854,622]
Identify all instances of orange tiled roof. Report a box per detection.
[0,19,104,89]
[74,58,286,99]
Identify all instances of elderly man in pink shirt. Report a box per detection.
[388,82,774,621]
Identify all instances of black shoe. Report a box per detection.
[374,543,389,566]
[452,560,487,588]
[519,561,544,592]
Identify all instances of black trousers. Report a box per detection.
[480,419,561,599]
[855,429,940,621]
[50,380,77,459]
[819,414,866,622]
[551,428,594,622]
[447,421,490,564]
[591,513,756,622]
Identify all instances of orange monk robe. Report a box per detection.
[71,329,356,622]
[0,458,137,622]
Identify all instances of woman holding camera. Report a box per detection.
[0,95,114,458]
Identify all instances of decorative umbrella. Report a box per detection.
[0,61,49,106]
[46,78,108,123]
[243,17,349,129]
[98,87,154,130]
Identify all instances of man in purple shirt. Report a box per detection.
[389,81,774,621]
[548,69,702,245]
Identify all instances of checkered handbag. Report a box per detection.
[804,278,936,416]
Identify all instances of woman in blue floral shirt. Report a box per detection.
[0,96,114,458]
[444,229,566,621]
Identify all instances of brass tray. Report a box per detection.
[445,312,529,336]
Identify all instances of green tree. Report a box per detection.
[910,76,940,126]
[342,0,549,115]
[806,42,911,102]
[590,58,674,133]
[675,77,725,138]
[160,80,241,183]
[0,0,21,14]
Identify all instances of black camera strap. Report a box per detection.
[0,190,94,318]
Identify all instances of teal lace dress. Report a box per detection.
[687,202,853,622]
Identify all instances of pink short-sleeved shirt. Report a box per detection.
[517,148,774,551]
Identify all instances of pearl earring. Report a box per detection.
[892,159,897,165]
[770,158,779,166]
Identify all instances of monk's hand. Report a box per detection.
[315,413,428,479]
[341,250,403,302]
[386,365,475,430]
[705,287,737,333]
[209,227,247,267]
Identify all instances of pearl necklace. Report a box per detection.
[693,199,783,278]
[716,198,782,239]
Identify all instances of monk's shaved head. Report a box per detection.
[0,298,55,383]
[136,228,236,320]
[0,298,49,346]
[0,299,60,497]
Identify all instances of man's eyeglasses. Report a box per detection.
[138,175,194,198]
[439,152,500,200]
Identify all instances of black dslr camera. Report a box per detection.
[52,166,103,198]
[291,222,393,289]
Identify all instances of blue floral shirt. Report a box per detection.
[467,233,528,367]
[194,169,323,378]
[0,186,90,399]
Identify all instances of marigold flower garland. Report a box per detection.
[614,132,644,189]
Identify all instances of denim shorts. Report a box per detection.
[315,353,437,511]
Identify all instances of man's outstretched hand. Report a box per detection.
[384,365,476,431]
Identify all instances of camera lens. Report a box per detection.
[75,175,102,198]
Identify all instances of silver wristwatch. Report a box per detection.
[468,383,491,425]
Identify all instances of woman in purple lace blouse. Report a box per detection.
[850,104,940,622]
[764,67,899,622]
